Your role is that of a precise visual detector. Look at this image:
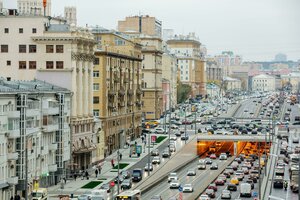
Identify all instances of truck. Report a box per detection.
[289,165,299,192]
[132,168,143,182]
[31,188,48,200]
[240,183,252,197]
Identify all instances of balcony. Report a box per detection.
[136,101,142,107]
[26,127,40,135]
[7,130,20,139]
[43,107,59,115]
[108,90,116,97]
[127,101,134,106]
[42,124,59,133]
[7,152,18,160]
[40,146,48,155]
[127,89,134,96]
[108,102,115,109]
[49,143,58,151]
[7,111,20,118]
[48,164,58,172]
[7,176,18,185]
[118,88,125,97]
[118,102,125,107]
[26,109,40,117]
[136,88,142,95]
[124,78,129,83]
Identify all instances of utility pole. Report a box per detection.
[164,100,167,134]
[258,142,261,200]
[194,105,197,135]
[117,150,120,195]
[147,132,150,176]
[168,92,171,154]
[184,107,187,144]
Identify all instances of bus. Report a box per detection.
[116,190,141,200]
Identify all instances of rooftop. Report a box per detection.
[0,78,70,93]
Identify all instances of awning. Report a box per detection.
[0,182,9,189]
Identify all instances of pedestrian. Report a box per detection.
[111,159,115,168]
[141,136,144,143]
[119,152,122,160]
[95,169,99,177]
[10,196,13,200]
[16,194,21,200]
[74,173,77,181]
[287,127,290,133]
[135,141,137,145]
[63,177,67,184]
[98,166,102,174]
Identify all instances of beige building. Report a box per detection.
[162,53,178,107]
[167,33,206,96]
[252,74,275,92]
[206,61,222,84]
[0,13,97,171]
[92,27,143,155]
[281,73,300,92]
[118,15,162,37]
[224,77,242,91]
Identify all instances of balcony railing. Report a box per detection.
[7,111,20,118]
[7,176,18,185]
[43,107,59,115]
[7,130,20,139]
[42,124,59,133]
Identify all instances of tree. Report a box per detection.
[177,81,192,103]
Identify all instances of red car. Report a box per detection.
[215,178,225,185]
[207,183,217,191]
[210,154,217,159]
[205,189,216,198]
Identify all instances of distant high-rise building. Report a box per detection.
[118,15,162,37]
[274,53,287,62]
[64,6,77,26]
[17,0,51,16]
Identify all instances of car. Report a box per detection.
[151,149,159,156]
[114,174,124,184]
[174,131,182,137]
[162,149,170,158]
[183,184,193,193]
[230,177,239,185]
[205,158,212,165]
[170,135,177,140]
[234,158,242,164]
[181,135,189,140]
[218,174,227,182]
[221,190,231,199]
[169,145,176,152]
[168,172,178,182]
[207,183,217,191]
[210,154,217,159]
[155,127,166,134]
[223,170,231,178]
[152,156,161,164]
[227,183,237,191]
[215,178,225,185]
[199,194,211,200]
[100,183,112,193]
[273,176,284,188]
[210,162,218,170]
[205,189,215,198]
[150,195,162,200]
[144,163,153,171]
[246,179,254,189]
[187,169,196,176]
[120,170,131,179]
[225,166,234,174]
[120,179,132,190]
[169,180,180,189]
[241,167,249,174]
[219,153,227,160]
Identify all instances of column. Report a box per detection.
[83,62,88,117]
[72,59,77,117]
[78,61,83,117]
[234,142,237,156]
[88,61,93,116]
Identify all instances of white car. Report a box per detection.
[199,194,211,200]
[219,153,227,160]
[169,180,180,189]
[182,184,193,193]
[144,163,153,171]
[155,128,165,134]
[168,172,178,182]
[152,156,161,164]
[187,169,196,176]
[170,135,177,141]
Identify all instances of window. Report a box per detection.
[19,61,26,69]
[4,28,9,33]
[46,45,54,53]
[32,28,36,33]
[56,45,64,53]
[7,61,11,66]
[1,45,8,53]
[19,28,23,33]
[19,45,26,53]
[29,45,36,53]
[94,58,99,65]
[93,71,99,77]
[93,97,99,104]
[93,109,99,117]
[29,61,36,69]
[93,83,99,91]
[56,61,64,69]
[46,61,54,69]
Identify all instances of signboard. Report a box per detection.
[151,135,157,143]
[136,145,142,154]
[178,185,183,192]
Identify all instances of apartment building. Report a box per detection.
[252,74,275,92]
[92,27,143,155]
[167,33,206,96]
[0,11,97,171]
[206,61,222,84]
[118,15,163,120]
[223,77,242,91]
[0,79,71,199]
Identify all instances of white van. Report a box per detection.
[240,183,251,197]
[31,188,48,200]
[198,159,206,170]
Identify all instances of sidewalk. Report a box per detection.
[48,135,168,198]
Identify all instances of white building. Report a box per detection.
[224,77,242,91]
[17,0,51,16]
[0,79,71,199]
[252,74,275,92]
[0,11,97,173]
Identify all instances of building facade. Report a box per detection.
[252,74,275,92]
[0,13,97,171]
[17,0,51,16]
[92,27,143,155]
[118,15,162,37]
[0,79,71,199]
[206,61,222,84]
[281,73,300,92]
[224,77,242,91]
[167,33,206,96]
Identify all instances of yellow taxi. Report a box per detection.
[230,177,239,185]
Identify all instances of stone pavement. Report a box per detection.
[48,135,168,199]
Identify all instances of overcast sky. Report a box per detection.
[4,0,300,61]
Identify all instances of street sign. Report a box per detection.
[178,185,183,192]
[151,135,157,143]
[136,145,142,154]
